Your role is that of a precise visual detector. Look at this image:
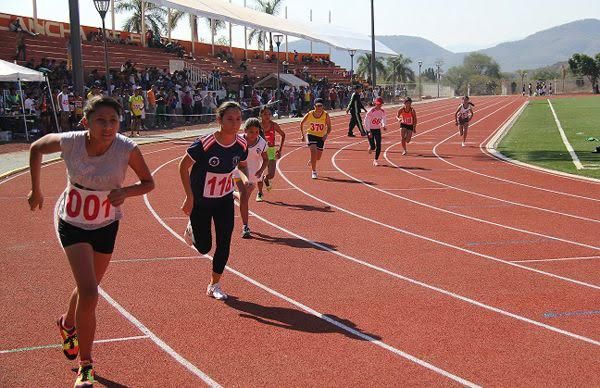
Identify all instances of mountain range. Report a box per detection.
[287,19,600,74]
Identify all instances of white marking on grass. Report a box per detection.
[547,99,584,170]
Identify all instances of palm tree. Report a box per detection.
[385,55,414,84]
[356,54,387,84]
[248,0,284,51]
[115,0,169,38]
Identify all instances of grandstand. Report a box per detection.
[0,13,353,90]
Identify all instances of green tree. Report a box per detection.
[422,67,436,82]
[444,66,470,95]
[463,52,501,78]
[385,55,414,84]
[115,0,168,38]
[356,54,387,84]
[568,53,600,93]
[248,0,284,51]
[532,67,560,81]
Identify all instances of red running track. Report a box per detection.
[1,96,598,386]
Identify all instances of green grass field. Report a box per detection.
[497,96,600,179]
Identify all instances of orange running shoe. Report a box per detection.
[57,316,79,360]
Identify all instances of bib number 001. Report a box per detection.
[62,186,116,225]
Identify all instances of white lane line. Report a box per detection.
[0,335,149,355]
[111,255,201,263]
[246,204,600,347]
[547,99,584,170]
[277,103,600,291]
[433,123,600,203]
[146,156,481,388]
[327,104,600,249]
[511,255,600,263]
[384,101,600,221]
[51,201,221,388]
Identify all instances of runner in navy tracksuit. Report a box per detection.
[346,84,367,137]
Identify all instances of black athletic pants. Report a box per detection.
[190,197,234,274]
[348,111,366,136]
[368,129,382,159]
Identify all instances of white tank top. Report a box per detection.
[233,136,267,184]
[57,131,136,230]
[458,104,471,119]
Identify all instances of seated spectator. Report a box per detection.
[9,16,38,36]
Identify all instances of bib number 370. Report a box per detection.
[204,172,234,198]
[62,186,116,225]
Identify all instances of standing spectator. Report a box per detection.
[155,88,167,128]
[181,90,193,125]
[146,85,157,128]
[328,87,337,110]
[15,30,26,61]
[193,89,203,123]
[202,92,214,122]
[282,60,289,74]
[57,85,72,132]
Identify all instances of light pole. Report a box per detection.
[418,60,422,100]
[94,0,111,93]
[435,61,443,98]
[370,0,376,88]
[273,34,283,101]
[349,49,356,83]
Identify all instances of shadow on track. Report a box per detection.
[249,231,337,251]
[263,200,334,212]
[224,297,382,341]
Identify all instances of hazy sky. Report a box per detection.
[3,0,600,52]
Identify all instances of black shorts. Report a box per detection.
[307,134,325,151]
[58,219,119,254]
[400,124,414,131]
[458,118,470,125]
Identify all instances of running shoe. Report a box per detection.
[461,142,465,147]
[311,171,318,179]
[206,283,228,300]
[347,133,356,137]
[256,192,264,202]
[373,160,379,166]
[183,222,195,246]
[263,177,272,191]
[56,316,79,360]
[242,225,251,239]
[402,150,407,156]
[74,362,94,387]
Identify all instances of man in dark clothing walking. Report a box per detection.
[346,85,367,136]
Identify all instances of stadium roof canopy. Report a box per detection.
[147,0,397,55]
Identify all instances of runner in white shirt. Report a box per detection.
[364,97,387,166]
[57,85,72,132]
[27,96,154,387]
[454,96,475,147]
[234,118,268,238]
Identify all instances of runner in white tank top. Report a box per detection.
[28,96,154,387]
[234,118,268,238]
[454,96,474,147]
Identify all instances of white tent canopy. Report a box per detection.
[147,0,397,55]
[254,73,309,89]
[0,59,58,140]
[0,59,45,82]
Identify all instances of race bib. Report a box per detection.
[371,117,382,126]
[310,122,325,133]
[402,115,413,125]
[61,185,116,226]
[203,171,234,198]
